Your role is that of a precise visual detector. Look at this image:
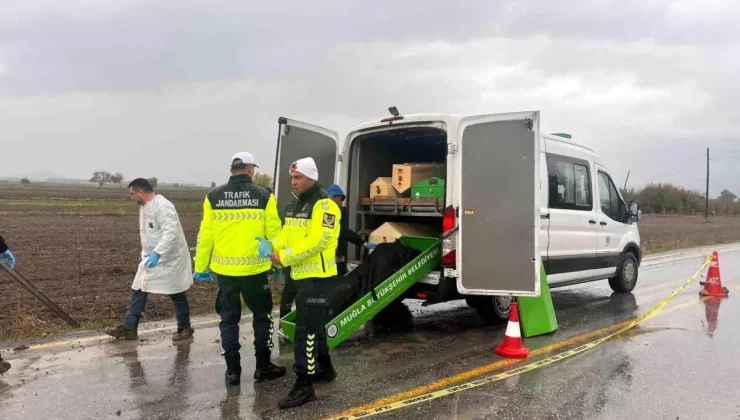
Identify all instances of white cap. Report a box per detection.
[289,157,319,181]
[231,152,259,168]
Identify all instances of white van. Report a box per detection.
[273,110,642,323]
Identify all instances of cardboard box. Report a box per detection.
[370,177,398,198]
[411,177,445,199]
[369,222,438,244]
[392,163,445,194]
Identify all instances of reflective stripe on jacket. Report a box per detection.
[272,184,341,280]
[194,174,281,276]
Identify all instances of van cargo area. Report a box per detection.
[345,126,448,262]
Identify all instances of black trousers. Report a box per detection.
[293,278,333,377]
[215,272,275,357]
[337,262,349,276]
[279,268,298,319]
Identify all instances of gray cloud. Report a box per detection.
[1,1,740,195]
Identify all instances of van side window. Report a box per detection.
[598,172,626,222]
[547,155,593,211]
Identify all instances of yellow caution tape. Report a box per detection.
[326,256,713,420]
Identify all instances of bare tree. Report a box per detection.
[90,171,112,188]
[110,172,125,188]
[253,173,273,189]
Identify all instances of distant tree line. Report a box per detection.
[621,183,740,216]
[86,171,274,191]
[90,171,126,188]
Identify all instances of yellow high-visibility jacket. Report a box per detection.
[194,175,281,276]
[272,185,341,280]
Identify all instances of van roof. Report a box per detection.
[348,113,462,133]
[347,112,600,156]
[542,134,597,154]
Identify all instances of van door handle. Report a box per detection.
[540,213,550,219]
[600,221,607,226]
[589,220,597,224]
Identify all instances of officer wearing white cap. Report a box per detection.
[193,151,286,385]
[262,157,341,409]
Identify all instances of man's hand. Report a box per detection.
[193,271,213,282]
[270,252,282,266]
[255,237,273,258]
[1,249,16,270]
[144,252,160,269]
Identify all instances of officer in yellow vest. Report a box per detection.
[193,152,286,385]
[265,157,341,409]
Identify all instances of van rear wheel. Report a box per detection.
[608,252,638,293]
[466,296,512,325]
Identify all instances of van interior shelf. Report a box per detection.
[357,210,443,217]
[358,196,444,217]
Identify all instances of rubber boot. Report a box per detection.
[105,325,138,340]
[224,352,241,386]
[313,354,336,383]
[0,355,10,376]
[278,375,316,409]
[254,351,287,381]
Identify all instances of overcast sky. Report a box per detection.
[2,1,739,195]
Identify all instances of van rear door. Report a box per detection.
[274,117,339,216]
[456,111,541,297]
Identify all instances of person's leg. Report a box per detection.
[124,289,148,330]
[215,274,243,384]
[337,262,348,276]
[279,280,318,409]
[170,291,193,341]
[241,272,285,380]
[107,289,147,340]
[311,280,335,383]
[279,268,297,319]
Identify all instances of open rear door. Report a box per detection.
[456,111,541,296]
[274,117,339,216]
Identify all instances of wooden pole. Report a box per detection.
[0,264,81,328]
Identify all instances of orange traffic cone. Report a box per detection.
[700,251,729,298]
[495,301,529,359]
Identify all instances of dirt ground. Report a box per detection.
[637,214,740,253]
[2,204,740,339]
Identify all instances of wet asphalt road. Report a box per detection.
[1,244,739,420]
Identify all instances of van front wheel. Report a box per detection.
[608,252,638,293]
[466,296,512,325]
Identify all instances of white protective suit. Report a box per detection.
[131,194,193,295]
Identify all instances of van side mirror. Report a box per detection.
[629,201,640,222]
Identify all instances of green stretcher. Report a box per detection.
[280,236,441,349]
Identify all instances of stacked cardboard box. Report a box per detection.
[369,162,445,198]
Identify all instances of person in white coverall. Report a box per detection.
[106,178,194,342]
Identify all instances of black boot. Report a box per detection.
[0,355,10,376]
[254,351,287,381]
[224,352,241,386]
[278,375,316,409]
[313,354,336,383]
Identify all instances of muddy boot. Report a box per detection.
[254,351,287,381]
[0,355,10,375]
[172,327,194,342]
[106,325,138,340]
[278,375,316,409]
[224,352,241,386]
[313,354,336,383]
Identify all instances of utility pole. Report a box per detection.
[705,148,710,220]
[622,170,631,191]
